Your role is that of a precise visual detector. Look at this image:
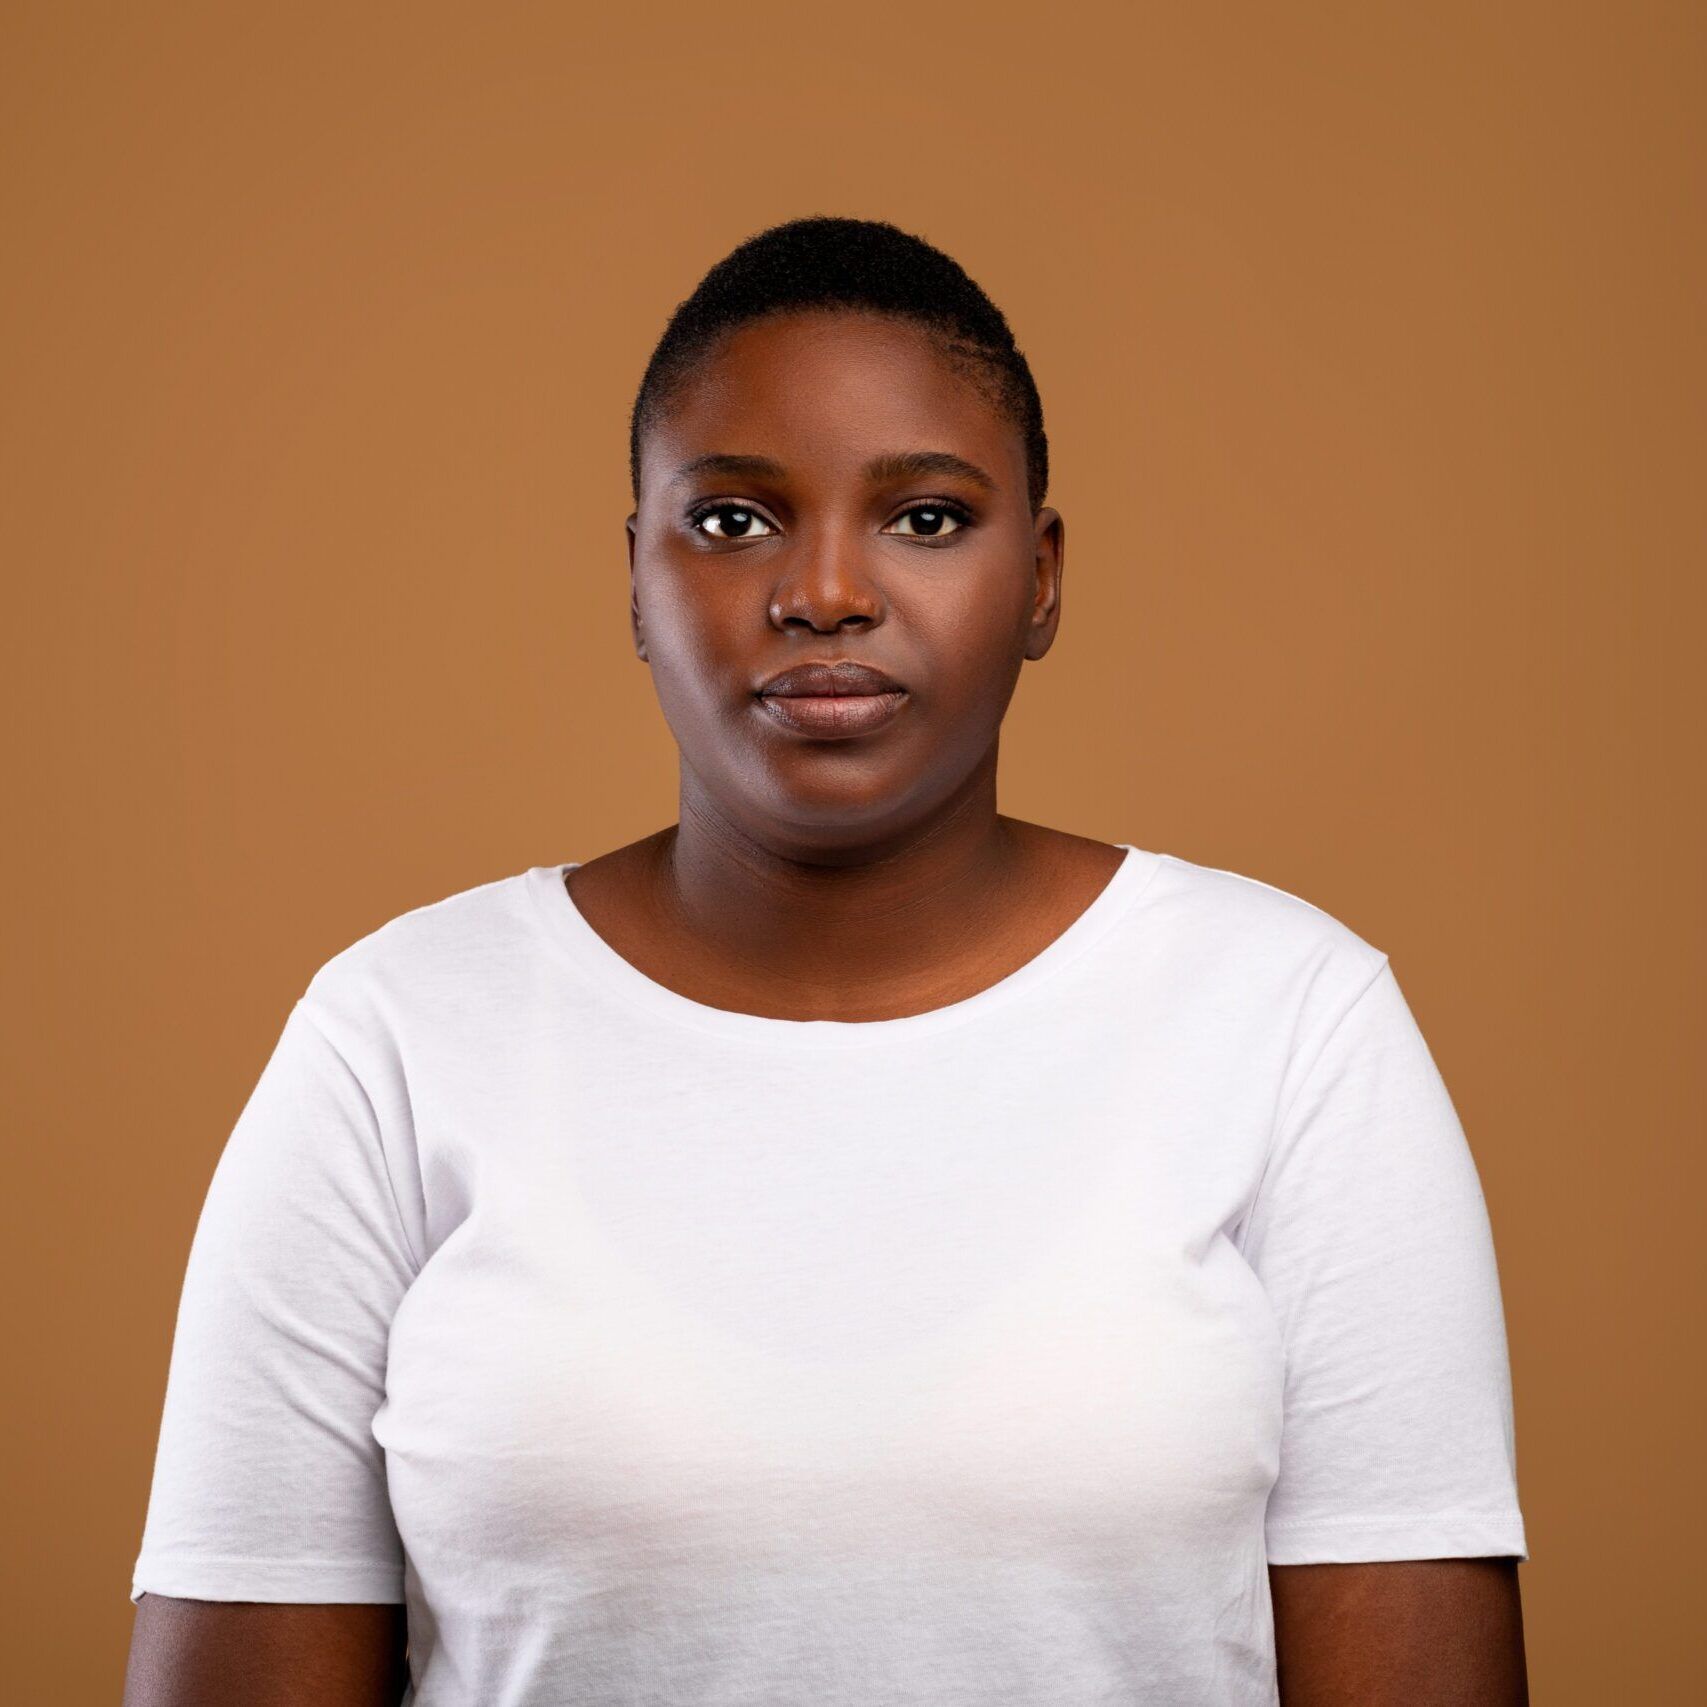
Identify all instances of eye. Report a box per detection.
[690,504,777,540]
[883,502,970,539]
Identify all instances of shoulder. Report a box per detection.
[1140,848,1391,1012]
[296,866,541,1044]
[1130,851,1405,1112]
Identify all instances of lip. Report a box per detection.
[756,660,905,697]
[754,659,910,740]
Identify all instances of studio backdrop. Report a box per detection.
[2,4,1700,1702]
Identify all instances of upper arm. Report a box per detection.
[1245,957,1530,1697]
[128,998,418,1675]
[1243,958,1528,1565]
[122,1594,409,1707]
[1270,1558,1528,1706]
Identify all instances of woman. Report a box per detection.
[125,216,1529,1704]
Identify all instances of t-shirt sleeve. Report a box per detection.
[1242,956,1528,1565]
[129,997,417,1604]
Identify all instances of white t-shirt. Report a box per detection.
[130,844,1527,1704]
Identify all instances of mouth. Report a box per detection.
[754,660,910,740]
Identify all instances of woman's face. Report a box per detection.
[628,308,1063,855]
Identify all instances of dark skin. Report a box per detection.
[121,1600,408,1705]
[123,307,1526,1703]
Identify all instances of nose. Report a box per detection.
[767,520,886,634]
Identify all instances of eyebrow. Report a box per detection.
[863,450,997,493]
[668,449,998,493]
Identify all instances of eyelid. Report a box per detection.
[887,495,975,519]
[686,494,775,515]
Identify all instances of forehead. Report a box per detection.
[641,310,1026,497]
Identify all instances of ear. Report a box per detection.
[626,514,646,662]
[1024,505,1065,661]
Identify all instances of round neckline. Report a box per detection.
[522,843,1164,1048]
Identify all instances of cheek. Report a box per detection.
[912,576,1031,718]
[640,572,743,699]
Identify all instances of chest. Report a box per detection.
[373,1017,1287,1583]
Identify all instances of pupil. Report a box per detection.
[915,509,942,533]
[725,509,751,533]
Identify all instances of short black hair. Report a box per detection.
[629,215,1049,512]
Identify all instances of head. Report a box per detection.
[626,215,1064,859]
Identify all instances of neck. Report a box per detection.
[654,759,1026,995]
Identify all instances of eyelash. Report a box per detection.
[685,498,976,538]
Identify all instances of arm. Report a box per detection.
[1245,958,1530,1698]
[127,1002,420,1692]
[122,1595,409,1707]
[1270,1558,1528,1706]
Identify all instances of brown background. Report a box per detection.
[4,2,1701,1699]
